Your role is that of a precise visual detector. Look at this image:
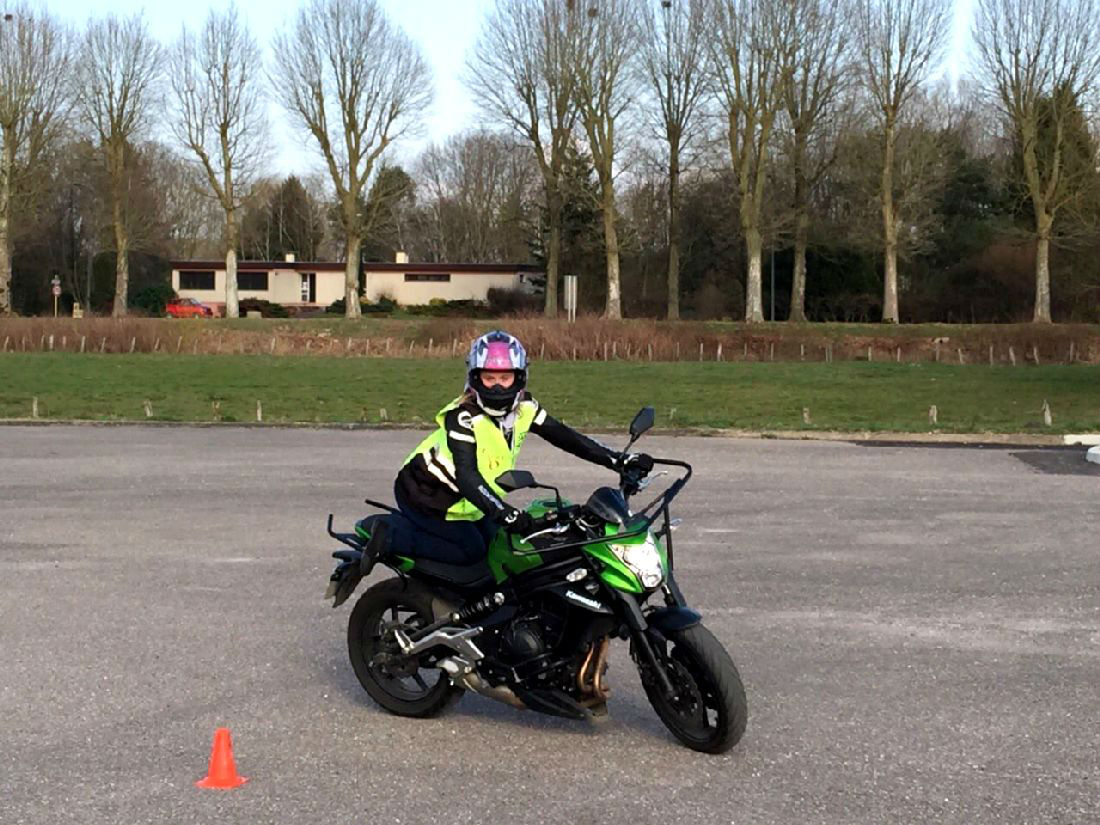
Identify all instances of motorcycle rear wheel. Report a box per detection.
[347,578,463,718]
[640,623,747,754]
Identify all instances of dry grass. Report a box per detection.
[0,315,1096,364]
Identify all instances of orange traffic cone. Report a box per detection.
[195,727,248,789]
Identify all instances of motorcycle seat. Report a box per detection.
[410,558,495,590]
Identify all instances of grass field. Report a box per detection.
[1,353,1096,434]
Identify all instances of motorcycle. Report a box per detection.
[324,406,747,753]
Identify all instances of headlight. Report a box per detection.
[609,533,664,589]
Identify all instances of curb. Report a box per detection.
[0,418,1088,448]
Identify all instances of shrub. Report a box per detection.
[239,298,290,318]
[326,298,346,314]
[130,283,177,316]
[487,287,541,316]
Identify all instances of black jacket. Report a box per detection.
[395,395,619,521]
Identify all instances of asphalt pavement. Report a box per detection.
[0,425,1097,825]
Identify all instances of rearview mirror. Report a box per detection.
[629,406,655,439]
[496,469,537,492]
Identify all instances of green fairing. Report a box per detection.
[393,556,415,572]
[486,500,658,594]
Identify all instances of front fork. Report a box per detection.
[612,573,699,701]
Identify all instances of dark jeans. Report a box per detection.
[392,482,498,566]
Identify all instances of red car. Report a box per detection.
[165,297,214,318]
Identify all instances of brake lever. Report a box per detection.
[520,522,570,543]
[636,470,668,491]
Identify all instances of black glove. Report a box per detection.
[500,508,536,536]
[617,453,654,475]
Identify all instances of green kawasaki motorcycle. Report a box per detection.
[324,407,747,753]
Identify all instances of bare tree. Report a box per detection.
[76,14,161,317]
[781,0,852,321]
[272,0,431,318]
[575,0,640,319]
[973,0,1100,323]
[0,4,71,315]
[853,0,950,322]
[468,0,581,317]
[416,131,537,262]
[170,4,267,319]
[640,0,709,320]
[707,0,795,322]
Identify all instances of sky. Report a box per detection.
[39,0,973,177]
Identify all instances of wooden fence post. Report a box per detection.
[143,400,153,418]
[80,336,86,353]
[802,407,811,425]
[1042,399,1052,427]
[716,343,723,361]
[989,344,994,366]
[928,405,938,426]
[1008,345,1016,366]
[957,348,964,365]
[1032,344,1040,365]
[32,397,39,418]
[256,400,263,422]
[129,337,136,353]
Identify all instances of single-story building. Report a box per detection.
[170,252,543,314]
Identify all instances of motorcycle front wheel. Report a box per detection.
[639,623,747,754]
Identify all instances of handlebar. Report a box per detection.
[505,457,692,557]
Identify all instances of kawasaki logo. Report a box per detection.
[565,590,606,611]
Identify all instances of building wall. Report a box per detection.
[172,267,344,310]
[364,270,524,305]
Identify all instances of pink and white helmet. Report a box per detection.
[465,330,528,416]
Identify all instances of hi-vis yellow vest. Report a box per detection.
[403,397,541,521]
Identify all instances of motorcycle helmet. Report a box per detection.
[465,330,528,416]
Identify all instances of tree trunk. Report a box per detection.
[789,214,808,323]
[601,177,622,320]
[545,187,561,317]
[788,132,808,323]
[1033,212,1053,323]
[881,120,899,323]
[0,138,12,315]
[224,207,240,319]
[667,148,681,321]
[344,234,362,318]
[743,226,764,322]
[111,187,129,318]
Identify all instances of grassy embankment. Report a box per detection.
[1,353,1096,434]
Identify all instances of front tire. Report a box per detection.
[639,623,747,753]
[347,577,462,718]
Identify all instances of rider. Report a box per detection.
[378,330,653,567]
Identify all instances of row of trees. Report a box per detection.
[1,0,1097,322]
[468,0,1098,323]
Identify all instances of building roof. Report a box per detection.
[171,260,543,274]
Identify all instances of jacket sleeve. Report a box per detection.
[529,403,620,470]
[444,407,512,521]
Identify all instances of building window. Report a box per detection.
[404,273,450,282]
[237,271,269,291]
[179,270,215,290]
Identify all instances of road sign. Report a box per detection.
[52,285,61,297]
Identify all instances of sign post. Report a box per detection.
[563,275,577,323]
[51,276,61,317]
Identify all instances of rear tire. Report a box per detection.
[347,577,462,718]
[639,623,747,753]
